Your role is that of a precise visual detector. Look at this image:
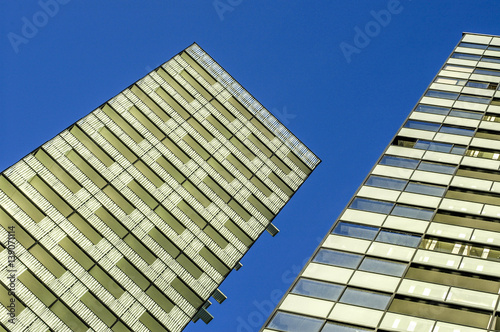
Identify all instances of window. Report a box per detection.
[439,125,475,136]
[418,161,456,174]
[443,64,474,72]
[482,56,500,64]
[340,288,391,310]
[474,68,500,77]
[425,90,459,100]
[397,138,466,155]
[379,156,419,169]
[359,257,407,277]
[365,175,407,190]
[414,140,452,153]
[404,120,440,131]
[405,182,445,196]
[466,81,498,90]
[332,222,379,240]
[451,53,481,61]
[376,230,421,247]
[457,94,490,104]
[292,279,344,301]
[350,198,393,214]
[268,312,323,332]
[321,323,373,332]
[449,109,483,120]
[391,204,434,220]
[313,249,362,269]
[458,42,487,49]
[415,104,449,115]
[434,77,466,86]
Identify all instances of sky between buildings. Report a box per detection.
[1,1,499,331]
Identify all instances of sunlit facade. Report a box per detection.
[263,33,500,332]
[0,43,319,332]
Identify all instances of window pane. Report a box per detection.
[451,53,481,60]
[268,312,323,332]
[340,288,391,310]
[449,109,483,119]
[415,105,449,115]
[322,323,373,332]
[391,205,434,220]
[379,156,419,169]
[451,146,466,155]
[313,249,362,269]
[332,222,379,240]
[376,230,421,247]
[474,68,500,77]
[465,81,490,89]
[414,140,452,153]
[350,198,393,214]
[292,279,344,301]
[359,257,407,277]
[459,42,487,49]
[425,90,459,100]
[404,120,440,131]
[439,126,474,136]
[418,162,456,174]
[434,77,466,86]
[405,182,446,196]
[365,176,407,190]
[457,95,490,104]
[482,56,500,64]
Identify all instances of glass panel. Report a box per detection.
[459,42,487,49]
[268,312,323,332]
[474,68,500,77]
[434,77,466,86]
[405,182,446,196]
[415,105,449,115]
[425,90,459,100]
[414,140,452,153]
[332,222,379,240]
[350,198,393,214]
[418,162,456,174]
[313,249,362,268]
[439,126,474,136]
[340,288,391,310]
[482,56,500,64]
[391,205,434,221]
[404,120,440,131]
[376,230,421,247]
[466,81,491,89]
[457,95,490,104]
[451,53,481,60]
[451,146,466,155]
[359,257,407,277]
[365,176,407,190]
[379,156,419,169]
[292,279,344,301]
[449,109,483,119]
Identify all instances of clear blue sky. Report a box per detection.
[1,1,499,331]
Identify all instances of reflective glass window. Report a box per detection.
[451,146,466,155]
[340,288,391,310]
[439,126,475,136]
[482,56,500,64]
[268,312,323,332]
[459,42,487,49]
[376,230,421,247]
[379,156,419,169]
[434,77,466,86]
[350,198,393,214]
[292,279,344,301]
[457,94,490,104]
[405,182,446,196]
[466,81,491,89]
[418,162,456,174]
[404,120,440,131]
[365,176,407,190]
[451,53,481,60]
[322,323,373,332]
[391,204,434,220]
[332,222,379,240]
[414,140,452,153]
[425,90,459,100]
[313,249,362,269]
[359,257,407,277]
[415,105,449,115]
[474,68,500,77]
[449,109,483,119]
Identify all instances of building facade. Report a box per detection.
[0,43,319,332]
[263,33,500,332]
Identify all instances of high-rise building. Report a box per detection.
[263,32,500,332]
[0,43,319,332]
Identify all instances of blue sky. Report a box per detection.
[1,1,499,331]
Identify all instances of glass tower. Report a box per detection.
[263,33,500,332]
[0,43,319,332]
